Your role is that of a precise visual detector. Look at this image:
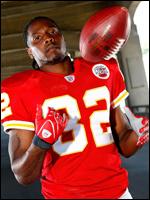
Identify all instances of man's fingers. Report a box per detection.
[45,108,68,130]
[141,117,149,126]
[139,126,149,133]
[61,113,68,127]
[137,134,149,146]
[47,107,56,117]
[36,104,43,120]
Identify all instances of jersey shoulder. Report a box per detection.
[2,69,37,90]
[74,56,120,73]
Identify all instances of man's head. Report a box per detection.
[24,16,67,69]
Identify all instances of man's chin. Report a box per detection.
[45,54,66,65]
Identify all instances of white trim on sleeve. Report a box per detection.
[111,90,129,109]
[2,120,35,132]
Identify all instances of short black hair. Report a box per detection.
[23,16,59,69]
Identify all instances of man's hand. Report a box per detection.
[35,104,68,144]
[124,106,149,147]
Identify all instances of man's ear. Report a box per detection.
[26,47,33,59]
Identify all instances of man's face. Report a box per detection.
[27,19,66,67]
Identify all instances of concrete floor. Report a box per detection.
[1,129,149,199]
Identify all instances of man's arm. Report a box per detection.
[7,105,67,186]
[8,129,47,185]
[110,106,149,157]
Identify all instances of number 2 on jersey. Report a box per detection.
[1,92,12,120]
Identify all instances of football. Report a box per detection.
[79,6,131,63]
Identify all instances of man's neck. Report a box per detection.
[40,56,74,75]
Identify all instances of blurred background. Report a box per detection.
[1,1,149,199]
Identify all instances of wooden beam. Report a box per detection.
[1,49,32,68]
[1,1,37,8]
[1,1,80,16]
[1,65,32,81]
[1,47,78,68]
[1,1,103,35]
[1,31,80,51]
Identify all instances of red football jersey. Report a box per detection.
[1,57,129,199]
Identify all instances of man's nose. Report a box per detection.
[44,35,55,44]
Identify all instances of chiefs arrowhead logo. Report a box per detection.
[92,64,110,79]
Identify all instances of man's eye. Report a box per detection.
[49,30,57,35]
[33,36,41,41]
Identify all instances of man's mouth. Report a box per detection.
[46,45,60,52]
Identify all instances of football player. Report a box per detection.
[1,16,149,199]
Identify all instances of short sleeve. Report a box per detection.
[1,85,35,132]
[110,58,129,109]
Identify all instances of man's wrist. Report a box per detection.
[32,135,51,150]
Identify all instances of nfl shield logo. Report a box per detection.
[64,75,75,83]
[92,64,110,79]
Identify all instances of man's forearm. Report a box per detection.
[12,143,47,185]
[119,129,139,157]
